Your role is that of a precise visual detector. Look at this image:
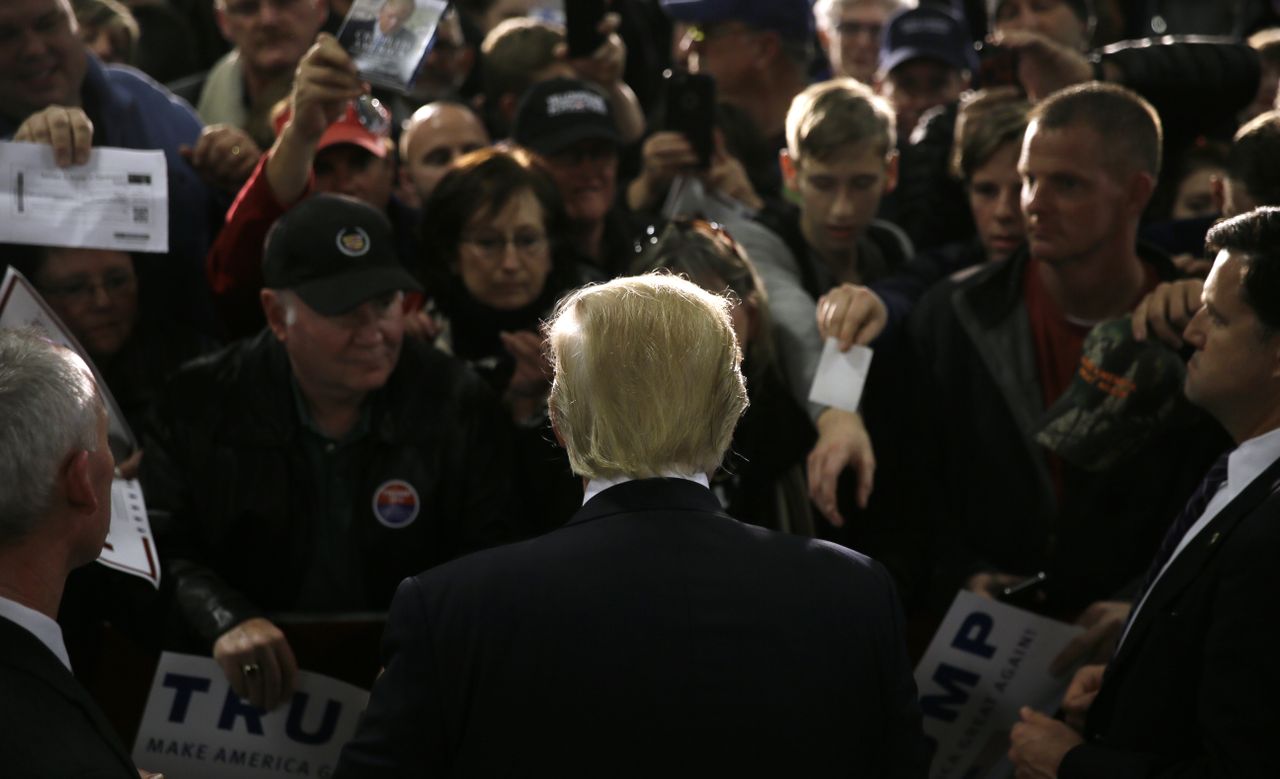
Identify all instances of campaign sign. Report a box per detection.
[914,591,1084,779]
[1,267,159,587]
[133,653,370,779]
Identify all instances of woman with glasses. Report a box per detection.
[4,245,217,438]
[635,218,816,536]
[419,146,592,532]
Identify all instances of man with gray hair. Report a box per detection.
[0,329,139,776]
[815,0,913,85]
[334,274,928,776]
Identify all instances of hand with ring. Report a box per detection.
[180,123,261,194]
[213,617,298,711]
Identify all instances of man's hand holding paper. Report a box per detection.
[14,104,94,167]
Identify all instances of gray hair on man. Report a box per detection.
[813,0,915,33]
[0,328,99,544]
[544,274,749,480]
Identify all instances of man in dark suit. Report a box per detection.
[1008,207,1280,777]
[334,274,928,776]
[0,329,141,776]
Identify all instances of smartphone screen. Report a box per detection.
[565,0,608,58]
[662,70,715,170]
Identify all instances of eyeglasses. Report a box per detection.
[41,271,136,304]
[462,231,548,261]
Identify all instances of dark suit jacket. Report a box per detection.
[0,615,138,777]
[1061,453,1280,778]
[335,478,929,777]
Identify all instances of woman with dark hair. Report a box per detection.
[420,146,591,416]
[636,218,816,535]
[419,145,592,531]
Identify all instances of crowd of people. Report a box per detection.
[3,0,1280,775]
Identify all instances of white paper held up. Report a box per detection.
[0,141,168,253]
[808,338,874,413]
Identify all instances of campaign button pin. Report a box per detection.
[372,479,419,528]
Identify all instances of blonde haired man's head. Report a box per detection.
[545,274,748,481]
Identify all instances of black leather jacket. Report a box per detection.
[141,331,518,645]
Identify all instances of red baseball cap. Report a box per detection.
[272,100,391,158]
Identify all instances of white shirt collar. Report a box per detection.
[582,471,710,506]
[0,595,70,671]
[1219,425,1280,509]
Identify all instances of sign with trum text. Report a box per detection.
[132,653,370,779]
[914,591,1084,779]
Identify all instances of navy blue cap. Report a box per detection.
[879,6,977,75]
[659,0,815,42]
[513,78,620,157]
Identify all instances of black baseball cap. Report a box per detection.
[263,194,422,316]
[512,78,620,157]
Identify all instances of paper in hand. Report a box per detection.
[0,141,168,253]
[101,479,160,588]
[808,338,873,413]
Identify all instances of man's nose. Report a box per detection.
[1182,307,1207,346]
[1021,180,1042,216]
[91,282,113,308]
[830,187,856,219]
[497,242,525,272]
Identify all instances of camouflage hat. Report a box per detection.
[1035,317,1187,472]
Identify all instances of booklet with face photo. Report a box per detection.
[337,0,449,92]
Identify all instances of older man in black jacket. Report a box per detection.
[143,195,517,711]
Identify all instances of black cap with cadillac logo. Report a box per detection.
[263,194,422,315]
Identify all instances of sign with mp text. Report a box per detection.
[132,653,370,779]
[914,591,1084,779]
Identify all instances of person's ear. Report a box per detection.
[779,149,798,191]
[498,93,520,128]
[1127,170,1156,216]
[1210,174,1226,215]
[547,396,567,449]
[61,450,99,516]
[752,31,781,71]
[214,4,232,42]
[262,289,289,342]
[883,149,900,194]
[816,27,831,57]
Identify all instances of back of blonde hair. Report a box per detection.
[545,274,748,480]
